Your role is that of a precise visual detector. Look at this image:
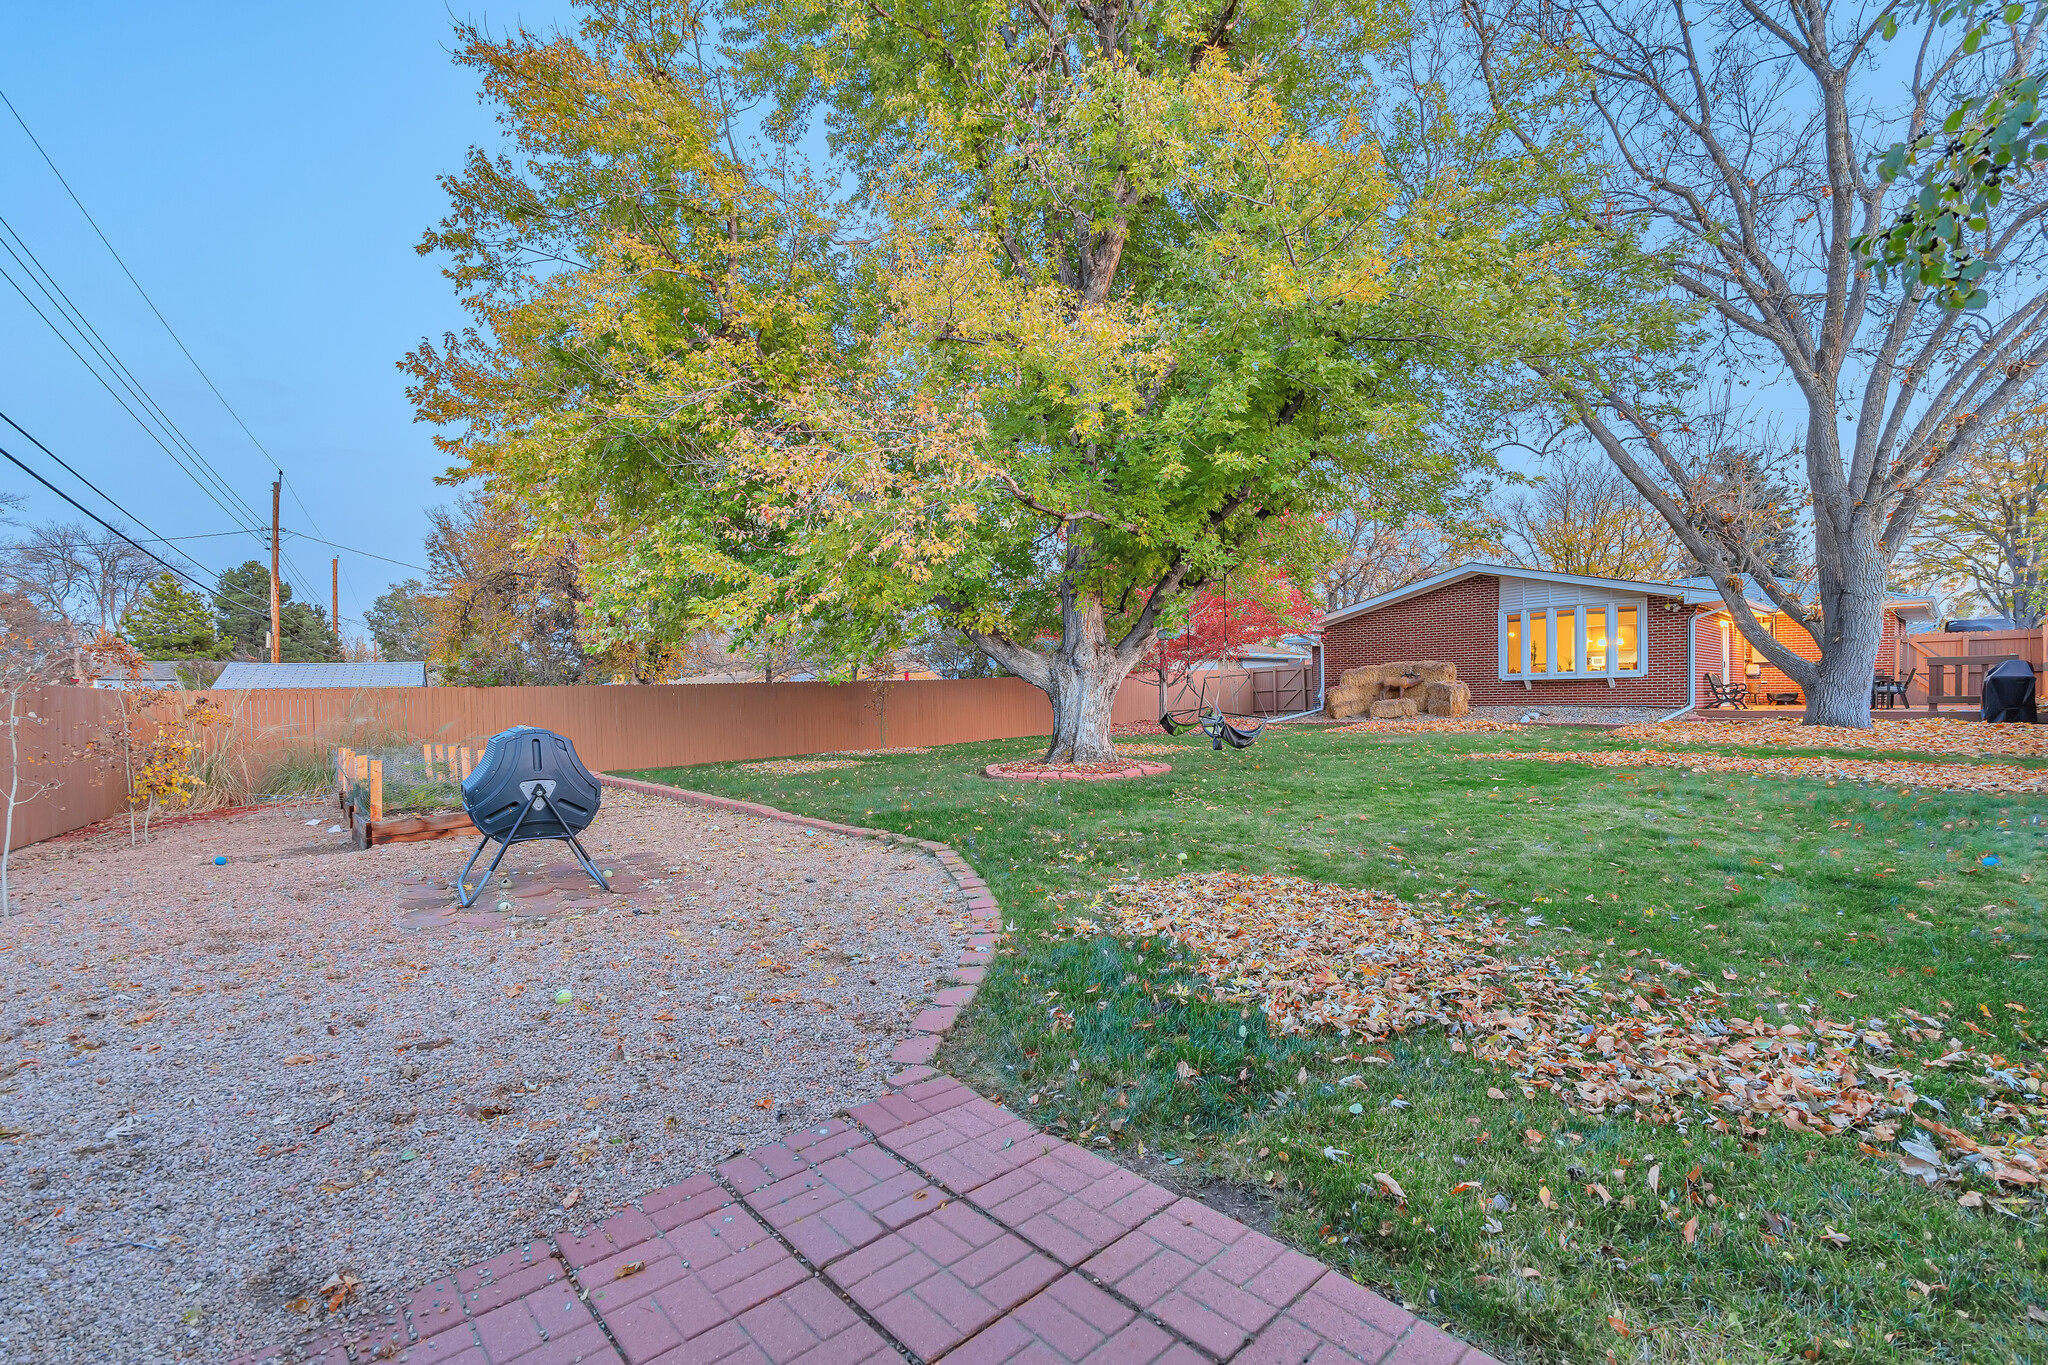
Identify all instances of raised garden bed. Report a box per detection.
[335,744,480,848]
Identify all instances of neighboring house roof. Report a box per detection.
[1323,562,1713,628]
[211,661,428,689]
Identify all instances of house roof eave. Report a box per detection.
[1323,561,1698,627]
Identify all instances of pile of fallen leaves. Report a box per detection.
[1087,872,2048,1205]
[1466,746,2048,796]
[1615,717,2048,759]
[1334,718,1526,735]
[736,757,867,775]
[984,757,1169,779]
[1113,742,1187,757]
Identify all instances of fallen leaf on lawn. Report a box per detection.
[1646,1163,1661,1195]
[1607,1316,1631,1336]
[1451,1181,1484,1195]
[1525,1129,1545,1145]
[1519,1267,1541,1279]
[1090,872,2048,1185]
[1176,1060,1200,1081]
[1590,1182,1613,1204]
[1819,1227,1850,1249]
[1959,1191,1985,1208]
[2028,1305,2048,1324]
[1538,1186,1555,1209]
[1681,1216,1698,1245]
[1374,1172,1407,1202]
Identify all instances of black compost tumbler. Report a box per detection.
[455,725,610,906]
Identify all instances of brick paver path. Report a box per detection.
[234,1075,1499,1365]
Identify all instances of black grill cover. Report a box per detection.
[1982,658,2039,724]
[461,726,603,839]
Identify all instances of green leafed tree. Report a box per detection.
[406,0,1668,760]
[119,573,229,660]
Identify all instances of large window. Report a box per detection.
[1500,591,1646,680]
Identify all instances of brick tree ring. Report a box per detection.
[982,759,1172,781]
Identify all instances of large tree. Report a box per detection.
[1470,0,2048,726]
[407,0,1648,760]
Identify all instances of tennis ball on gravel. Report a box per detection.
[554,988,573,1004]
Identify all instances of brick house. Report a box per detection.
[1321,563,1933,715]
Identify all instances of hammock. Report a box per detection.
[1158,672,1266,750]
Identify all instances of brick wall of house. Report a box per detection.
[1323,574,1693,709]
[1695,608,1908,702]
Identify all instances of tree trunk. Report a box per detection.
[1801,532,1889,728]
[1043,652,1132,764]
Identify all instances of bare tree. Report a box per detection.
[0,522,158,633]
[0,594,72,914]
[1471,0,2048,725]
[1492,450,1688,579]
[1320,504,1502,609]
[1902,389,2048,625]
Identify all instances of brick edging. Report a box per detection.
[598,774,998,1085]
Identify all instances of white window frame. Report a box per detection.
[1498,597,1649,682]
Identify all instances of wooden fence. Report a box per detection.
[0,664,1325,853]
[0,686,135,852]
[1903,628,2048,707]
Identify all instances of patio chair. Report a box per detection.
[1872,670,1914,710]
[1703,672,1748,708]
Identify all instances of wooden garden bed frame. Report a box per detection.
[333,744,481,849]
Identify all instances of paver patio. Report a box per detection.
[233,1074,1499,1365]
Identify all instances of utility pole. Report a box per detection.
[270,476,282,665]
[331,558,340,644]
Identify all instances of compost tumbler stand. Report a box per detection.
[456,788,612,908]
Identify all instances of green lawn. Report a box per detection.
[631,725,2048,1364]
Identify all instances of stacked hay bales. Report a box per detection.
[1421,680,1471,717]
[1324,663,1386,719]
[1325,661,1459,720]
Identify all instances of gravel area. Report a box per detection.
[1468,703,1669,725]
[0,790,962,1364]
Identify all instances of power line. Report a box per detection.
[0,408,225,585]
[0,87,292,485]
[0,87,334,609]
[281,529,430,573]
[0,218,264,531]
[0,410,316,625]
[0,259,268,542]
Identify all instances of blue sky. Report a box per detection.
[0,1,579,633]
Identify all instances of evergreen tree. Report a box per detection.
[120,574,228,659]
[213,560,342,662]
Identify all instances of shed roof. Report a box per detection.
[211,661,427,689]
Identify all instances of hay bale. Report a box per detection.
[1410,661,1457,684]
[1325,682,1374,719]
[1422,680,1470,717]
[1337,664,1386,689]
[1368,696,1419,720]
